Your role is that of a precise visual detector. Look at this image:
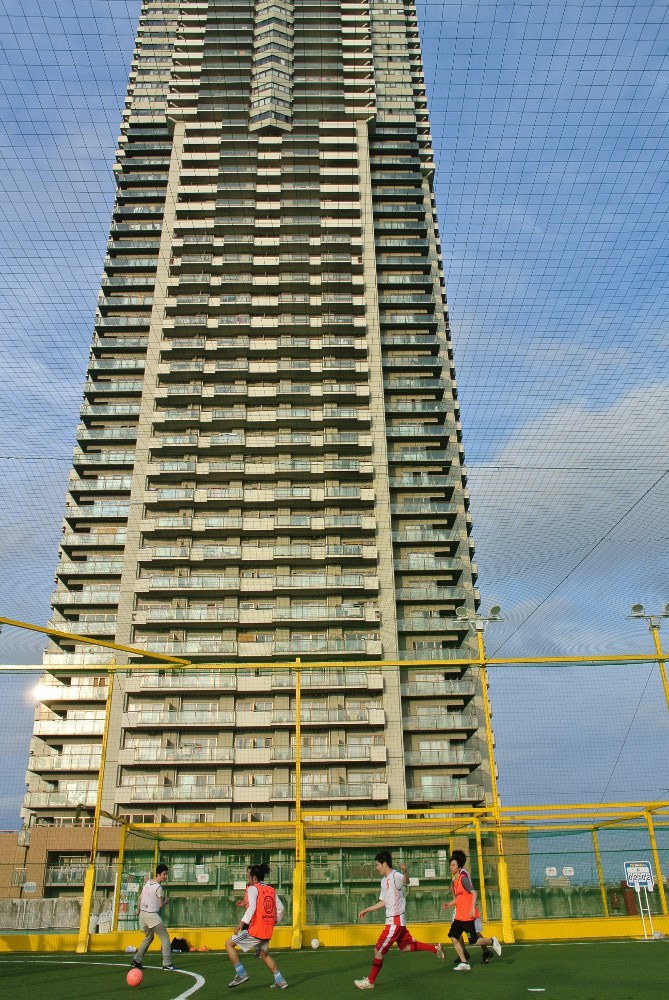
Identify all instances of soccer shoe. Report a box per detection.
[162,965,175,971]
[270,981,288,989]
[481,950,492,964]
[492,937,502,956]
[354,977,375,989]
[130,960,143,970]
[453,962,471,972]
[229,973,250,987]
[435,943,445,961]
[452,950,470,966]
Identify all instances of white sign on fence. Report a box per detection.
[624,861,654,889]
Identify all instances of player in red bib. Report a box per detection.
[225,862,287,989]
[354,850,444,989]
[442,849,501,970]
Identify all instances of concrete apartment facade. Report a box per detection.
[23,0,489,834]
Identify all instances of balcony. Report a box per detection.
[406,784,485,804]
[271,708,385,727]
[401,680,476,697]
[23,789,98,809]
[28,754,102,772]
[124,710,235,728]
[33,719,105,736]
[45,865,116,887]
[272,782,389,801]
[402,713,478,732]
[272,745,387,764]
[118,746,234,765]
[125,671,237,690]
[116,784,233,802]
[404,749,481,767]
[32,684,108,703]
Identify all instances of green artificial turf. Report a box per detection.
[0,941,666,999]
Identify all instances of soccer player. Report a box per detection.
[225,862,288,990]
[354,850,444,990]
[442,849,501,970]
[131,863,174,971]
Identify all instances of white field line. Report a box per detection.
[0,959,205,1000]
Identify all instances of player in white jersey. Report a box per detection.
[131,863,174,971]
[354,851,444,989]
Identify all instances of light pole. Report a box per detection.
[455,605,515,942]
[629,604,669,713]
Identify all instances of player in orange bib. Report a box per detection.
[442,849,501,971]
[225,862,287,989]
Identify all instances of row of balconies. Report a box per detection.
[162,335,366,356]
[123,707,387,728]
[139,457,374,478]
[150,406,371,430]
[131,542,378,563]
[127,668,383,690]
[158,358,367,377]
[148,431,374,453]
[120,744,387,766]
[139,486,376,507]
[138,573,380,593]
[128,637,383,657]
[110,782,389,804]
[23,782,483,810]
[69,511,376,532]
[129,605,380,627]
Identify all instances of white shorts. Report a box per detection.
[232,932,269,955]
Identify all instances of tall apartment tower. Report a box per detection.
[24,0,488,828]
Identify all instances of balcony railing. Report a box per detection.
[404,749,481,767]
[33,719,105,736]
[406,784,485,803]
[23,789,98,809]
[117,784,233,802]
[401,680,476,697]
[28,755,102,772]
[402,713,478,731]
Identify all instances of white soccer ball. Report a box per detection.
[311,938,320,949]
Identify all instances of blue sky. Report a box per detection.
[1,1,668,828]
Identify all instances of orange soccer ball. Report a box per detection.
[126,967,144,988]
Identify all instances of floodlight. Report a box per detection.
[631,604,645,617]
[455,606,470,620]
[664,603,669,616]
[489,605,501,618]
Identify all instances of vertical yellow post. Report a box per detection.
[476,629,514,942]
[591,828,609,917]
[645,811,668,915]
[77,672,115,953]
[474,817,488,922]
[112,822,128,931]
[649,623,669,714]
[291,662,305,949]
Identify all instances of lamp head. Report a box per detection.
[455,606,470,620]
[489,605,501,619]
[631,604,645,617]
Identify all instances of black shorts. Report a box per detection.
[448,918,482,945]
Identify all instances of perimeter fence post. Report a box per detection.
[77,672,115,953]
[112,822,127,931]
[645,810,668,916]
[592,828,609,917]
